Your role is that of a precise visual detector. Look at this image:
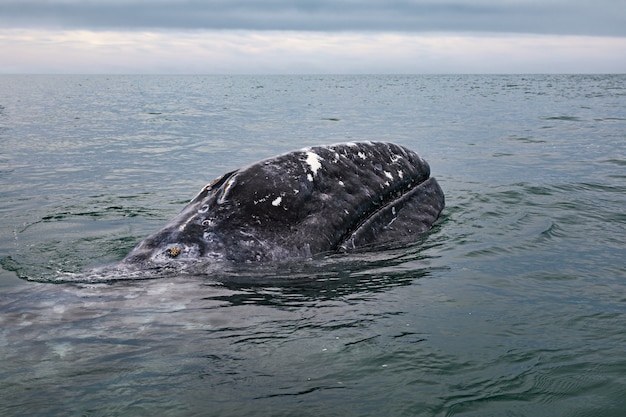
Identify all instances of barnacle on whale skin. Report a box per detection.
[167,246,181,257]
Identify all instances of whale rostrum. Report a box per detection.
[122,141,445,265]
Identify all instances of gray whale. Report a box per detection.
[122,142,444,265]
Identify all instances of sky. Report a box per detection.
[1,0,625,74]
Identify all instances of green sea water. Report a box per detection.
[1,75,625,416]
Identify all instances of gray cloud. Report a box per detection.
[0,0,625,37]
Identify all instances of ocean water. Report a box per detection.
[0,74,625,416]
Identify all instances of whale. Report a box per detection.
[122,141,444,266]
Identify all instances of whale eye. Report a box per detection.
[167,246,181,257]
[198,204,209,213]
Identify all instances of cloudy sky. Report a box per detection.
[1,0,625,74]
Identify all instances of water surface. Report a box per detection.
[1,75,625,416]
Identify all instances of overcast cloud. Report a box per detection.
[2,0,625,36]
[1,0,625,73]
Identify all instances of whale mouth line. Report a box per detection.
[338,182,419,238]
[336,175,444,252]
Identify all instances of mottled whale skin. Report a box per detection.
[122,142,444,265]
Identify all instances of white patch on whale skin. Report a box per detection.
[179,212,198,231]
[218,178,236,204]
[384,171,393,180]
[307,173,313,182]
[271,196,282,206]
[397,170,404,179]
[357,151,367,160]
[305,152,322,176]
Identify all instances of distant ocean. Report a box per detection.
[1,75,625,416]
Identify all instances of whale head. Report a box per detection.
[122,142,445,267]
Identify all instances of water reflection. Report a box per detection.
[209,253,437,306]
[1,241,441,337]
[0,244,441,416]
